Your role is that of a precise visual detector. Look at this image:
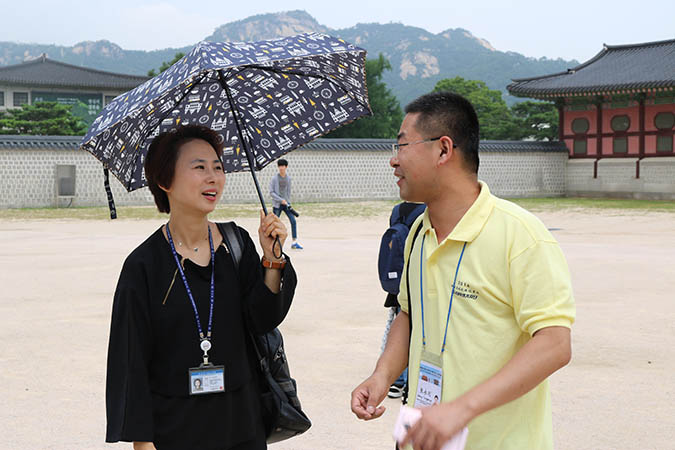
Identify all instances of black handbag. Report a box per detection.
[217,222,312,443]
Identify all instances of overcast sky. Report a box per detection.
[2,0,673,62]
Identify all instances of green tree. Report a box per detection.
[511,101,559,141]
[0,102,87,135]
[147,52,186,77]
[433,77,521,140]
[326,54,403,139]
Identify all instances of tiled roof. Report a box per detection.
[302,138,394,151]
[478,140,568,152]
[0,135,568,153]
[507,39,675,98]
[0,55,149,90]
[303,138,568,153]
[0,135,82,149]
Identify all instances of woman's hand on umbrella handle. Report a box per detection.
[259,210,287,260]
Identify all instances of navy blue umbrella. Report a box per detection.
[80,32,371,218]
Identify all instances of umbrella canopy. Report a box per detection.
[80,32,371,216]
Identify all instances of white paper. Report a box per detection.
[393,405,468,450]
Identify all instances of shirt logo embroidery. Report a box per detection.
[453,280,479,301]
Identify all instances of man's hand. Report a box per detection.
[400,400,473,450]
[351,372,390,420]
[281,199,288,206]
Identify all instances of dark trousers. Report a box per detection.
[273,205,297,240]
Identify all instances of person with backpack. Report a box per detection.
[351,92,575,450]
[378,202,426,398]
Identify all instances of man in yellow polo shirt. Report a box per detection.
[351,91,575,449]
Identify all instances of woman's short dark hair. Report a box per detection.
[144,125,223,213]
[405,91,480,173]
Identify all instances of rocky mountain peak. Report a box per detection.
[71,40,125,58]
[205,10,329,42]
[440,28,496,51]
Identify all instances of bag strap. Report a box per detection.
[217,221,270,371]
[218,222,243,270]
[402,220,424,405]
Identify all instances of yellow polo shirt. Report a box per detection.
[399,181,575,450]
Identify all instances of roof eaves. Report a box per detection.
[0,78,146,90]
[604,37,675,51]
[509,80,675,98]
[0,56,149,80]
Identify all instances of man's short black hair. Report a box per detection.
[405,91,480,173]
[277,159,288,167]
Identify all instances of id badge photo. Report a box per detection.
[414,350,443,408]
[189,364,225,395]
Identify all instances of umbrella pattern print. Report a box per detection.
[80,33,371,195]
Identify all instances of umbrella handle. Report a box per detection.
[245,163,282,258]
[273,236,283,260]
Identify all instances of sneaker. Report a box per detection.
[387,385,403,399]
[291,242,303,250]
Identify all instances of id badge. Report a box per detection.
[414,350,443,407]
[189,364,225,395]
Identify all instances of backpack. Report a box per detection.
[378,203,426,295]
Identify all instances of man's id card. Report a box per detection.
[414,351,442,407]
[189,364,225,395]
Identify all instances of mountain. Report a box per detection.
[0,10,576,106]
[205,10,329,42]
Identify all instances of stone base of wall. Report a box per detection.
[4,144,674,208]
[567,157,675,200]
[479,152,566,197]
[0,147,568,209]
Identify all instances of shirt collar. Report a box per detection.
[420,180,495,244]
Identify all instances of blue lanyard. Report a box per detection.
[419,234,467,353]
[166,223,215,347]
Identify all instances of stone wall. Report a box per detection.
[566,157,675,200]
[0,139,569,209]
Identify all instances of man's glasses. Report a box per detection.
[391,136,456,157]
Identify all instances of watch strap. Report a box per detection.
[262,255,286,270]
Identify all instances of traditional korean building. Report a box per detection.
[0,54,148,126]
[508,39,675,178]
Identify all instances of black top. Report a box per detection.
[105,224,296,450]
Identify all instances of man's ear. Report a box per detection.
[437,136,454,166]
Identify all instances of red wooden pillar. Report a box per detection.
[637,93,646,178]
[595,96,603,156]
[556,98,565,142]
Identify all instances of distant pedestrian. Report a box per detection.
[270,159,303,249]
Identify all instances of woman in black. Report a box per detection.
[105,125,295,450]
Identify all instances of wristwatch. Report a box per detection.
[261,255,286,270]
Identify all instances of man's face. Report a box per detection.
[390,113,439,202]
[278,164,287,177]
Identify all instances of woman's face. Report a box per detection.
[163,138,225,215]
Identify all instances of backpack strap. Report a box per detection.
[217,222,243,270]
[402,220,424,405]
